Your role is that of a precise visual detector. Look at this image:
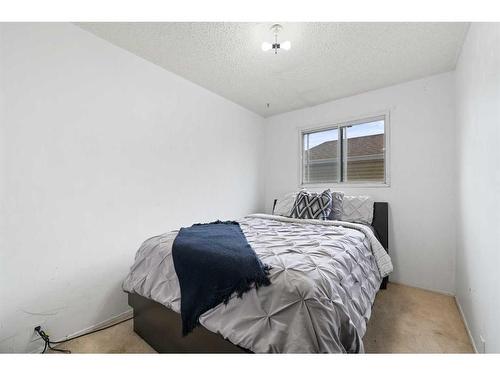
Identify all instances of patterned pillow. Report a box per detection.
[290,189,333,220]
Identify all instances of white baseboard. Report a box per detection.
[30,309,133,353]
[55,308,133,343]
[389,281,455,297]
[455,296,478,353]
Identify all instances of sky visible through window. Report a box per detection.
[305,120,384,149]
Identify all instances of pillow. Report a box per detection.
[273,192,297,216]
[341,196,374,225]
[327,191,344,220]
[290,189,333,220]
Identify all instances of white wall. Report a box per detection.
[0,23,264,353]
[455,23,500,353]
[263,73,457,294]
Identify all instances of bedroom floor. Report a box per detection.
[51,283,474,354]
[363,283,473,353]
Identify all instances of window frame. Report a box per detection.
[298,111,391,188]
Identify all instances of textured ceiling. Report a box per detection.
[77,22,469,117]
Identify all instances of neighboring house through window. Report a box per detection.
[301,114,388,185]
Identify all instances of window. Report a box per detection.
[301,115,387,185]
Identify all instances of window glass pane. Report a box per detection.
[303,128,339,183]
[344,119,385,182]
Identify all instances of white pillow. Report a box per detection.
[273,192,297,216]
[341,196,374,225]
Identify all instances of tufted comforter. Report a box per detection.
[122,214,393,353]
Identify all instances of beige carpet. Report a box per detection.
[52,283,474,354]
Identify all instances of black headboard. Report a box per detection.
[373,202,389,289]
[372,202,389,252]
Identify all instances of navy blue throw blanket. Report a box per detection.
[172,221,271,336]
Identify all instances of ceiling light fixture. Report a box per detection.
[261,24,291,54]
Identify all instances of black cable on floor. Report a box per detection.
[36,327,70,354]
[35,316,133,354]
[48,342,72,354]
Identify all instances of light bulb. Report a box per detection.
[281,41,291,50]
[261,42,272,52]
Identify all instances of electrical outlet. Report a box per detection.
[30,325,43,342]
[479,335,486,353]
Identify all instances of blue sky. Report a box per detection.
[305,120,384,149]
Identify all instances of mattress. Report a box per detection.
[122,214,393,353]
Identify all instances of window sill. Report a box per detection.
[300,182,390,189]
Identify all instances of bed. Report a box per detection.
[124,202,391,353]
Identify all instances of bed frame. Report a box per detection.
[128,202,389,353]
